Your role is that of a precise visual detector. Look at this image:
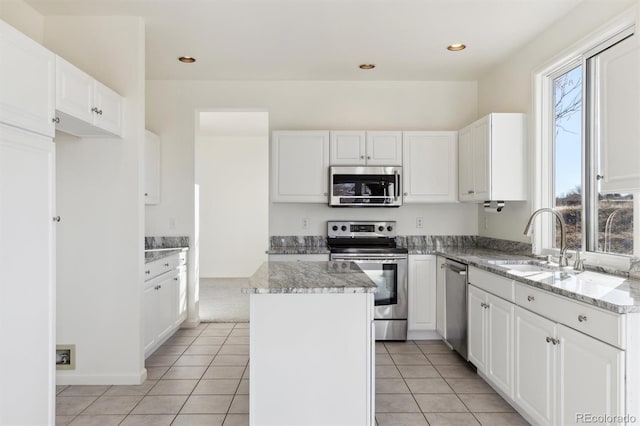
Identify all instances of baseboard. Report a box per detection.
[56,369,146,386]
[407,330,442,340]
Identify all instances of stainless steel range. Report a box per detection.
[327,220,408,341]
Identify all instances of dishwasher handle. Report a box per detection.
[441,262,467,276]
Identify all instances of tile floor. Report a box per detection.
[56,323,529,425]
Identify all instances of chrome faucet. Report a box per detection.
[523,208,569,267]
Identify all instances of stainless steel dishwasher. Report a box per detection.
[442,258,468,359]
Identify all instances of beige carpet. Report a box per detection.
[199,277,250,323]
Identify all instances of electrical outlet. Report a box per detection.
[302,217,310,229]
[416,217,424,228]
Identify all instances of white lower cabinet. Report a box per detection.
[467,284,514,398]
[514,306,624,426]
[471,267,630,426]
[408,255,437,339]
[144,252,188,357]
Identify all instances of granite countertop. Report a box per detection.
[243,261,377,294]
[437,247,640,314]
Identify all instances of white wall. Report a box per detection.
[45,16,146,384]
[146,80,479,242]
[476,1,636,243]
[198,134,269,277]
[0,0,44,43]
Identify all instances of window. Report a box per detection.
[537,19,640,266]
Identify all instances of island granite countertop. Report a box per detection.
[243,261,377,294]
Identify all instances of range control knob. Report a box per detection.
[387,226,393,232]
[332,225,339,231]
[341,225,347,231]
[378,226,384,232]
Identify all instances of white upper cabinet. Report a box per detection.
[330,131,366,164]
[271,131,330,203]
[144,130,161,205]
[458,113,526,202]
[403,131,458,203]
[330,131,402,166]
[55,56,123,137]
[0,20,55,137]
[596,34,640,193]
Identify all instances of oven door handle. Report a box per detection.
[332,256,406,263]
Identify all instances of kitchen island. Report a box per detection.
[243,261,376,426]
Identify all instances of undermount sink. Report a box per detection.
[487,260,580,276]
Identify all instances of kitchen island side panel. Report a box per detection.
[250,292,374,426]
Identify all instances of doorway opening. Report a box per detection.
[195,111,269,322]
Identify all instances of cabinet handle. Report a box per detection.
[174,277,179,281]
[367,156,371,160]
[552,338,560,345]
[52,117,60,123]
[91,107,99,113]
[164,263,170,267]
[404,192,408,196]
[596,174,605,180]
[546,336,552,343]
[578,315,588,322]
[145,270,150,275]
[98,109,103,115]
[52,216,61,222]
[467,190,474,194]
[158,284,162,289]
[360,155,364,159]
[145,193,148,196]
[324,192,328,196]
[527,295,535,302]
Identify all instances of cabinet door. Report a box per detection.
[471,116,490,201]
[467,285,487,372]
[0,125,55,425]
[55,56,94,124]
[144,130,161,205]
[143,283,157,355]
[435,257,446,338]
[156,273,178,343]
[330,131,366,165]
[271,131,330,202]
[557,324,624,426]
[0,20,55,137]
[486,293,514,399]
[408,255,436,332]
[175,266,188,324]
[365,131,402,166]
[458,125,474,201]
[514,306,556,426]
[403,132,458,203]
[94,81,122,136]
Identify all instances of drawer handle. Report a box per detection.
[527,295,535,302]
[173,277,179,281]
[578,315,588,323]
[145,270,150,275]
[164,263,170,267]
[545,336,559,345]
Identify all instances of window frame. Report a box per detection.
[532,9,636,271]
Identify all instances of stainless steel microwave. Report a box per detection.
[329,166,402,207]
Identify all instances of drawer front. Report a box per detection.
[468,267,515,302]
[515,283,624,348]
[145,256,176,281]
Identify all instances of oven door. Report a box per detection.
[330,253,408,320]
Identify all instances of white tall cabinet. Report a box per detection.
[0,20,56,426]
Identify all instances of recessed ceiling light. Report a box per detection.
[359,64,375,70]
[447,44,466,52]
[178,56,196,63]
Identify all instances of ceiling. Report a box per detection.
[23,0,613,81]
